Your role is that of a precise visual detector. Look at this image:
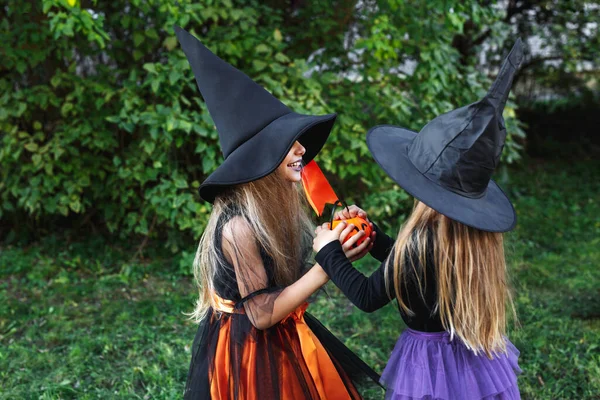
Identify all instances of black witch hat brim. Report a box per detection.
[199,112,336,203]
[367,125,516,232]
[175,26,337,203]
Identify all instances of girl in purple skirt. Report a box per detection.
[312,39,524,400]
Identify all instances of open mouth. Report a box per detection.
[287,160,302,169]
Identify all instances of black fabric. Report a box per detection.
[175,28,290,159]
[183,207,382,399]
[199,113,336,203]
[185,317,211,399]
[315,227,445,332]
[214,206,287,327]
[366,39,524,233]
[369,222,395,263]
[212,205,278,302]
[174,27,336,203]
[368,127,517,232]
[304,312,382,385]
[184,308,381,399]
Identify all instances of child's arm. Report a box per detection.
[313,229,394,313]
[223,217,368,329]
[369,222,395,262]
[333,205,395,262]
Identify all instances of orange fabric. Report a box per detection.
[285,303,359,399]
[210,295,238,398]
[210,295,358,399]
[301,160,339,216]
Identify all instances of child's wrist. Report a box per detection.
[315,240,343,265]
[313,263,330,283]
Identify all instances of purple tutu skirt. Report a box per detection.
[381,329,521,400]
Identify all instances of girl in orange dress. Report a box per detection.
[175,27,380,400]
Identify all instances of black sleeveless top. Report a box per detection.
[212,205,279,302]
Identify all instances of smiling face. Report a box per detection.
[277,141,306,183]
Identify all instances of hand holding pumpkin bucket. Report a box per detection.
[301,161,371,247]
[330,217,372,247]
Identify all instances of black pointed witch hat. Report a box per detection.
[367,39,524,232]
[175,27,337,203]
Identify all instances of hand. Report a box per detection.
[332,204,377,259]
[333,204,368,221]
[340,224,375,262]
[343,228,375,262]
[314,222,375,261]
[313,221,347,253]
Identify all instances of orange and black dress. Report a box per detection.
[183,208,380,399]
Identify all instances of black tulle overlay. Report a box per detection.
[184,208,380,399]
[184,301,380,399]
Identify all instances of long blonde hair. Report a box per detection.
[386,200,516,357]
[189,170,313,323]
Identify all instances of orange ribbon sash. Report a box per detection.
[210,295,355,399]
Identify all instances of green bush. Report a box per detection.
[1,0,527,248]
[1,0,331,249]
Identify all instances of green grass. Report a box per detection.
[1,157,599,399]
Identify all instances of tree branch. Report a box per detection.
[452,0,540,64]
[132,214,158,260]
[519,55,563,72]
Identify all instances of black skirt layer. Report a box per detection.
[184,306,381,399]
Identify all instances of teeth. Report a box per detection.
[288,161,301,168]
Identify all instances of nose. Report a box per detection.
[295,141,306,156]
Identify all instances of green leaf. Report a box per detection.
[165,115,175,131]
[50,75,62,88]
[142,141,155,154]
[174,178,188,189]
[143,63,157,74]
[16,61,27,74]
[179,120,193,133]
[24,143,39,152]
[274,53,290,63]
[163,36,178,51]
[145,28,159,40]
[61,102,73,116]
[32,154,42,165]
[151,79,160,93]
[15,103,27,117]
[69,198,81,213]
[255,44,271,54]
[202,157,214,173]
[133,32,145,46]
[169,69,180,85]
[252,60,267,71]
